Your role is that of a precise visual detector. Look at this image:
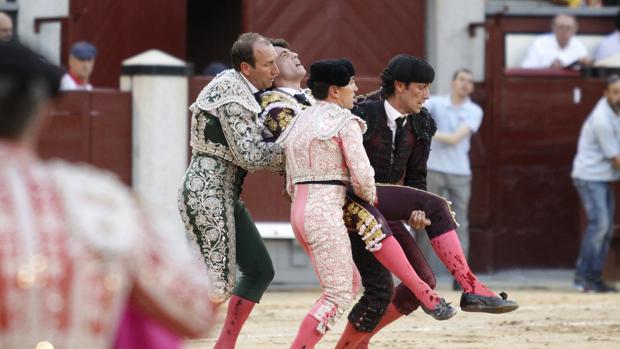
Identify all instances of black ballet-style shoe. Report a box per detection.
[421,298,457,320]
[460,291,519,314]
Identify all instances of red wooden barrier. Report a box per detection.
[473,11,617,274]
[37,90,132,185]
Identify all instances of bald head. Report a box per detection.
[552,14,577,48]
[0,12,13,42]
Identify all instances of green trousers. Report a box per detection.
[178,153,274,303]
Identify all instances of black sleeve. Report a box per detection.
[403,108,436,190]
[403,128,430,190]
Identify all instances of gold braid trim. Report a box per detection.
[344,200,386,252]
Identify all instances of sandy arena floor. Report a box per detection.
[186,287,620,349]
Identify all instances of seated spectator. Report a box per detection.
[60,41,97,90]
[0,41,218,349]
[594,10,620,63]
[0,12,13,42]
[521,14,591,68]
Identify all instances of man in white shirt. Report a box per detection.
[421,69,483,291]
[571,75,620,293]
[594,10,620,63]
[60,41,97,91]
[522,14,591,69]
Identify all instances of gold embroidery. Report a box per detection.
[343,200,386,251]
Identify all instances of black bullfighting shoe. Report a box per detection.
[422,298,457,320]
[460,292,519,314]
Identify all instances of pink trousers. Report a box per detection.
[291,184,361,333]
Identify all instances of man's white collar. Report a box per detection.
[277,87,302,96]
[384,100,405,124]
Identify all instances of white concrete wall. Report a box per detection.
[121,51,189,239]
[426,0,485,94]
[125,75,189,237]
[17,0,68,64]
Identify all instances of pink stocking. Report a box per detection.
[373,236,440,309]
[335,322,370,349]
[290,314,324,349]
[431,230,494,296]
[214,295,256,349]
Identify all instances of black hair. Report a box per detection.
[606,74,620,88]
[380,73,409,99]
[309,81,330,100]
[452,68,473,81]
[269,38,290,49]
[0,42,61,139]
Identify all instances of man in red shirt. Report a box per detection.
[60,41,97,90]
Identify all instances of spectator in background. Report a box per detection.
[418,68,483,291]
[593,10,620,63]
[571,74,620,293]
[60,41,97,90]
[0,12,13,42]
[521,14,591,68]
[0,41,217,348]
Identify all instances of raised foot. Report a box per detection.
[422,298,457,320]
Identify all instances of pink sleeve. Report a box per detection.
[339,119,376,204]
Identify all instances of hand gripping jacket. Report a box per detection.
[258,88,315,141]
[188,69,284,172]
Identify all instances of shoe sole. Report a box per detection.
[427,310,458,321]
[461,304,519,314]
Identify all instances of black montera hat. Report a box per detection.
[382,54,434,84]
[307,58,355,89]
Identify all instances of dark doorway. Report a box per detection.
[187,0,241,75]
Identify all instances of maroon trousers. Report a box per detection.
[346,184,457,332]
